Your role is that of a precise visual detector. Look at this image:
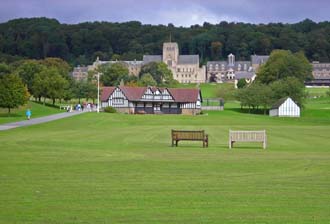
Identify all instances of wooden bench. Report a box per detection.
[229,130,267,149]
[172,130,208,148]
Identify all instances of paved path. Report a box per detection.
[0,111,86,131]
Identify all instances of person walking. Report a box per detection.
[26,109,32,120]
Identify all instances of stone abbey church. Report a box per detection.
[88,42,206,83]
[72,41,269,85]
[72,41,330,86]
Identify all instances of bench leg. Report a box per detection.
[263,140,266,149]
[176,140,178,147]
[172,140,174,147]
[229,141,234,149]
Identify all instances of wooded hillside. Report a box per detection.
[1,17,330,65]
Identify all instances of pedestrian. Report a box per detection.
[26,109,32,120]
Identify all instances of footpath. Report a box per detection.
[0,111,86,131]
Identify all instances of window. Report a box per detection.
[113,98,124,105]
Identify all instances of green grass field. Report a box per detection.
[306,87,329,97]
[0,96,330,223]
[0,101,61,125]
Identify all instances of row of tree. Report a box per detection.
[97,61,178,87]
[235,50,311,113]
[0,58,97,113]
[1,18,330,65]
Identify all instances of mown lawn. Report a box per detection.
[306,87,329,97]
[0,101,61,125]
[0,98,329,223]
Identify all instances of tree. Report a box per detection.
[15,60,46,94]
[73,81,87,104]
[99,63,129,86]
[46,69,69,105]
[32,67,69,104]
[237,79,247,89]
[0,63,11,76]
[138,73,157,86]
[270,77,307,107]
[0,74,30,113]
[139,62,175,86]
[40,57,71,79]
[235,83,272,113]
[32,71,48,103]
[257,50,313,84]
[211,41,223,60]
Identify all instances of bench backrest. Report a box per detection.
[172,130,205,140]
[230,130,266,142]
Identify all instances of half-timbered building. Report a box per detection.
[101,86,202,115]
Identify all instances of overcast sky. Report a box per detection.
[1,0,330,26]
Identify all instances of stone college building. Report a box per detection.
[82,42,206,84]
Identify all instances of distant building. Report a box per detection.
[207,54,269,83]
[144,42,206,83]
[234,71,257,88]
[71,66,89,81]
[88,58,143,77]
[305,61,330,86]
[80,42,206,83]
[269,97,300,117]
[101,86,202,115]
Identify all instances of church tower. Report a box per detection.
[228,53,235,66]
[163,42,179,68]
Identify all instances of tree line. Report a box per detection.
[0,58,97,113]
[1,18,330,66]
[96,61,178,87]
[235,50,312,114]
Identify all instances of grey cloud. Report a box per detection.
[0,0,329,26]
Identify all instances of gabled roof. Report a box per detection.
[271,97,298,109]
[167,88,200,103]
[101,86,201,103]
[120,86,147,101]
[101,87,116,102]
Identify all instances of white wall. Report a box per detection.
[278,98,300,117]
[270,98,300,117]
[269,109,278,117]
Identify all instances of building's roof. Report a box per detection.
[251,55,269,65]
[101,87,116,102]
[120,86,147,101]
[271,97,289,109]
[143,55,162,64]
[73,66,88,73]
[168,88,200,103]
[101,86,201,103]
[178,55,199,65]
[235,71,255,80]
[271,97,299,109]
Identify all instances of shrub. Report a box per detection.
[104,106,116,113]
[237,79,247,89]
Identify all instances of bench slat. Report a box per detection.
[172,130,208,148]
[229,130,266,149]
